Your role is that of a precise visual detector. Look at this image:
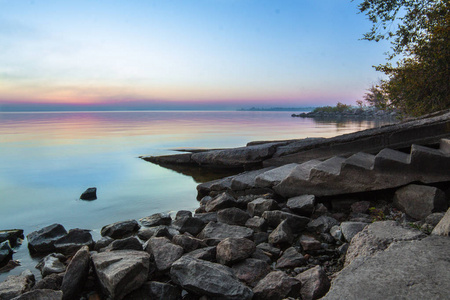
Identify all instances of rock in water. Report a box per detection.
[92,250,150,300]
[0,241,13,267]
[170,256,253,300]
[27,224,67,253]
[80,187,97,200]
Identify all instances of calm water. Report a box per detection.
[0,110,392,279]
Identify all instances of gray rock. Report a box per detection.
[103,236,143,251]
[53,228,94,255]
[11,289,62,300]
[170,256,253,300]
[176,210,192,220]
[61,246,90,300]
[307,216,339,233]
[330,225,343,242]
[36,254,66,277]
[0,240,13,267]
[247,198,279,217]
[139,213,172,227]
[276,247,306,269]
[31,273,63,291]
[296,266,330,300]
[216,237,256,265]
[100,219,140,239]
[145,237,184,271]
[197,222,253,240]
[27,224,67,253]
[80,187,97,200]
[172,234,204,253]
[137,225,179,241]
[257,242,281,258]
[287,195,316,216]
[125,281,181,300]
[92,250,150,300]
[94,236,114,251]
[184,246,216,261]
[323,236,450,300]
[245,216,268,232]
[255,163,299,187]
[193,212,217,224]
[251,248,272,264]
[205,192,238,212]
[0,230,24,247]
[345,220,425,266]
[424,212,445,226]
[340,222,368,243]
[338,243,349,255]
[432,207,450,236]
[232,258,271,287]
[0,270,35,300]
[263,210,310,232]
[299,235,322,251]
[217,207,250,226]
[253,271,301,300]
[172,217,206,236]
[268,220,294,245]
[394,184,447,220]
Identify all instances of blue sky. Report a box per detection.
[0,0,390,110]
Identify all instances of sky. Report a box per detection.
[0,0,391,111]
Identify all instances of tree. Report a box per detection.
[356,0,449,116]
[363,84,388,110]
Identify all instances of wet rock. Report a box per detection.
[170,256,253,300]
[53,229,94,255]
[245,216,268,232]
[0,230,24,247]
[126,281,181,300]
[253,271,301,300]
[269,220,294,245]
[100,220,140,239]
[11,289,63,300]
[80,187,97,200]
[299,235,322,251]
[350,201,371,214]
[103,236,143,251]
[205,192,238,212]
[0,270,35,300]
[394,184,447,220]
[61,246,90,300]
[172,217,205,236]
[193,212,217,224]
[263,210,310,232]
[139,213,172,227]
[93,236,114,251]
[340,222,368,243]
[432,207,450,236]
[232,258,271,287]
[286,194,316,216]
[247,198,279,217]
[0,241,13,267]
[36,254,66,277]
[27,224,67,253]
[172,234,204,253]
[145,237,184,272]
[295,265,330,300]
[276,247,306,269]
[31,273,64,291]
[217,207,250,226]
[197,222,253,240]
[184,246,216,262]
[176,210,192,220]
[216,237,256,265]
[307,216,339,233]
[92,250,150,300]
[137,225,178,241]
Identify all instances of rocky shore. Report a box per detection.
[1,111,449,299]
[291,108,398,119]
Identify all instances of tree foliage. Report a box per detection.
[357,0,449,116]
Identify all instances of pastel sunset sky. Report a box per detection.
[0,0,390,110]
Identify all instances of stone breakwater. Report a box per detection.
[1,181,449,299]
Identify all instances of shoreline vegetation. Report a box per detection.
[291,102,399,119]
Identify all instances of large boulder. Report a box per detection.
[53,229,94,255]
[323,236,450,300]
[27,224,67,253]
[10,289,63,300]
[171,217,205,236]
[276,247,306,269]
[231,258,271,287]
[60,246,90,300]
[36,254,66,277]
[0,270,35,300]
[216,237,256,265]
[296,266,330,300]
[145,237,184,272]
[91,250,150,300]
[253,271,301,300]
[170,256,253,300]
[432,207,450,236]
[100,220,140,239]
[139,213,172,227]
[125,281,181,300]
[197,222,253,241]
[393,184,447,220]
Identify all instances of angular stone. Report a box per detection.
[296,266,330,300]
[193,212,217,224]
[172,217,205,236]
[94,236,114,251]
[257,243,281,258]
[287,195,316,216]
[125,281,181,300]
[137,225,178,241]
[432,207,450,236]
[253,232,268,245]
[217,207,250,226]
[170,256,253,300]
[247,198,279,217]
[0,230,24,247]
[36,253,66,277]
[251,248,272,264]
[299,235,322,251]
[92,250,150,300]
[11,289,63,300]
[307,216,339,233]
[255,163,299,188]
[330,225,343,242]
[0,241,13,267]
[197,222,253,240]
[172,234,204,253]
[139,213,172,227]
[100,220,140,239]
[276,247,306,269]
[184,246,217,262]
[340,222,368,243]
[245,217,268,232]
[323,236,450,300]
[0,270,35,300]
[263,210,310,232]
[31,273,64,291]
[394,184,447,220]
[253,271,301,300]
[175,210,192,220]
[205,192,238,212]
[145,237,184,272]
[27,224,67,253]
[61,246,90,300]
[80,187,97,200]
[103,236,142,251]
[53,229,94,255]
[232,258,271,287]
[216,238,256,265]
[269,220,294,245]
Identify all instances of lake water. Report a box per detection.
[0,110,393,279]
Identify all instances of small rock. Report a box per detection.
[330,225,343,242]
[253,232,269,245]
[296,265,330,300]
[145,237,184,271]
[350,201,371,214]
[338,243,349,255]
[299,235,322,251]
[217,207,250,226]
[100,219,140,239]
[253,271,301,300]
[0,270,35,300]
[247,198,279,217]
[27,224,67,253]
[0,241,13,267]
[245,217,268,232]
[276,247,306,269]
[263,210,310,232]
[11,289,63,300]
[307,216,339,233]
[257,242,281,258]
[205,192,238,212]
[216,237,256,265]
[172,234,204,253]
[176,210,192,220]
[61,246,90,300]
[172,217,206,236]
[197,222,253,240]
[232,258,271,287]
[251,248,273,264]
[184,246,217,262]
[287,195,316,216]
[193,212,217,223]
[268,220,294,245]
[139,213,172,227]
[93,236,114,251]
[36,254,66,277]
[80,187,97,200]
[137,225,178,241]
[103,236,142,251]
[340,222,368,243]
